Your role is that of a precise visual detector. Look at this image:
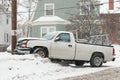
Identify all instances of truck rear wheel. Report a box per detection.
[90,54,103,67]
[33,48,47,58]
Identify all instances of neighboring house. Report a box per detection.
[0,4,11,51]
[100,0,120,44]
[30,0,80,38]
[101,14,120,44]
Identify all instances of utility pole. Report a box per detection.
[27,0,31,37]
[11,0,17,54]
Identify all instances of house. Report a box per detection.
[30,0,80,38]
[0,3,11,51]
[100,0,120,44]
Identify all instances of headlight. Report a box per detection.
[21,41,28,48]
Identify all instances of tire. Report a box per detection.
[90,54,104,67]
[33,48,47,58]
[49,59,61,63]
[75,61,84,66]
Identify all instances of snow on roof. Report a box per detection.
[31,16,71,25]
[35,16,66,22]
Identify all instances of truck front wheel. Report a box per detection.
[33,48,47,58]
[90,54,103,67]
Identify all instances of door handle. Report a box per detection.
[68,44,72,47]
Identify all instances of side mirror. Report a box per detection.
[54,37,60,42]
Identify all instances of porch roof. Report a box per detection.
[30,16,71,25]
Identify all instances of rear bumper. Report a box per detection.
[112,57,115,61]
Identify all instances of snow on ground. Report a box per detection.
[0,45,120,80]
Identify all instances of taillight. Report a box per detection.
[112,48,115,56]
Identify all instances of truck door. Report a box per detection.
[50,33,75,59]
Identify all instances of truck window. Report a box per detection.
[56,33,70,42]
[42,32,57,40]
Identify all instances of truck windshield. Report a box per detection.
[42,32,57,40]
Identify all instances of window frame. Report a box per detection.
[56,33,71,42]
[44,3,55,16]
[40,26,56,37]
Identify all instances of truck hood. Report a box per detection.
[27,38,51,48]
[18,37,41,41]
[18,37,48,42]
[31,38,49,41]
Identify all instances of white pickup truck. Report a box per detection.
[15,31,115,67]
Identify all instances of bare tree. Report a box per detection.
[66,0,101,40]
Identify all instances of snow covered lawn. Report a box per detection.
[1,44,120,80]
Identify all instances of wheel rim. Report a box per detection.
[94,57,103,67]
[37,50,45,58]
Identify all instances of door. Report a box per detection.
[50,33,75,59]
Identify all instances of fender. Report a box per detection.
[27,40,51,50]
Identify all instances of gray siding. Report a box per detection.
[33,0,80,21]
[31,0,80,37]
[31,25,40,37]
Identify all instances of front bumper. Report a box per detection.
[14,48,31,54]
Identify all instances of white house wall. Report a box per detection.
[0,13,11,45]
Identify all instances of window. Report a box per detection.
[117,26,120,40]
[41,27,47,37]
[6,15,9,24]
[41,26,56,37]
[42,32,57,40]
[56,33,71,42]
[117,31,120,40]
[4,33,10,43]
[44,3,54,16]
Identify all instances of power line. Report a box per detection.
[0,0,120,15]
[11,0,120,13]
[100,0,120,5]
